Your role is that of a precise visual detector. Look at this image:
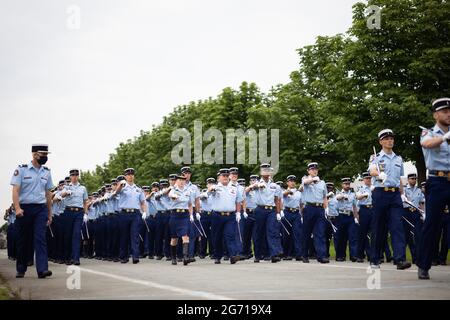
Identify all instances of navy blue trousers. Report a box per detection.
[417,177,450,271]
[211,213,239,259]
[282,210,303,257]
[357,206,372,259]
[61,210,83,262]
[119,212,140,260]
[301,205,327,259]
[370,189,406,264]
[254,207,283,259]
[15,204,49,274]
[241,211,256,257]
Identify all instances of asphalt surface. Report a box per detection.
[0,250,449,300]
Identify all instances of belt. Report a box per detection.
[305,202,324,208]
[257,205,274,210]
[215,211,235,216]
[157,210,167,214]
[246,208,255,213]
[360,205,373,209]
[429,170,450,180]
[339,210,352,216]
[107,212,116,216]
[409,207,417,212]
[173,209,189,213]
[285,207,299,212]
[121,209,139,213]
[65,207,83,212]
[376,187,399,192]
[201,211,212,215]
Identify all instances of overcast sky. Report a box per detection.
[0,0,367,225]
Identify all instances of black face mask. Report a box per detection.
[37,155,48,165]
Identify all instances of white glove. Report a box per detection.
[189,215,194,223]
[280,210,285,218]
[363,192,370,198]
[312,176,320,183]
[324,207,329,217]
[66,190,72,196]
[243,212,248,219]
[401,194,408,203]
[83,214,88,223]
[236,212,241,223]
[354,217,359,225]
[336,194,344,201]
[142,212,147,219]
[378,172,387,182]
[370,185,375,191]
[195,212,201,221]
[276,213,282,221]
[120,180,127,186]
[171,194,179,200]
[442,130,450,141]
[327,192,335,198]
[258,182,266,189]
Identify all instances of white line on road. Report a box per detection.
[79,267,232,300]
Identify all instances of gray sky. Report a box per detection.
[0,0,360,225]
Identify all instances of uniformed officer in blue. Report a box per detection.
[282,175,303,260]
[59,169,88,265]
[251,164,284,263]
[335,178,359,262]
[199,178,215,258]
[417,97,450,279]
[325,182,338,259]
[114,168,147,264]
[355,172,373,263]
[209,169,243,264]
[369,129,411,270]
[300,162,329,263]
[143,182,159,259]
[49,180,65,263]
[10,144,54,278]
[228,167,246,257]
[242,174,259,259]
[402,173,424,264]
[168,175,194,266]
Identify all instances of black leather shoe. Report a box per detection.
[120,259,129,264]
[356,258,364,263]
[156,256,163,260]
[165,257,172,261]
[230,256,239,264]
[214,259,221,264]
[189,258,196,263]
[418,268,430,280]
[27,261,34,267]
[302,257,310,263]
[336,257,345,262]
[254,259,260,263]
[73,261,80,266]
[38,270,52,279]
[396,261,412,270]
[183,258,189,266]
[113,258,120,262]
[148,256,154,259]
[318,258,330,264]
[350,256,357,262]
[271,256,281,263]
[16,272,25,278]
[295,256,303,261]
[223,256,229,261]
[172,259,177,265]
[132,259,139,264]
[283,256,293,261]
[177,258,182,262]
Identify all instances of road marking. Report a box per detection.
[79,267,232,300]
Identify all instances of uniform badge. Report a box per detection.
[14,169,19,176]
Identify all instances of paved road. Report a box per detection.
[0,250,449,300]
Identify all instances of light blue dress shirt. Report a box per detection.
[10,162,53,204]
[283,188,302,209]
[211,182,244,212]
[421,124,450,172]
[118,184,145,210]
[403,184,425,208]
[369,150,404,188]
[301,177,327,204]
[252,179,282,206]
[63,183,88,208]
[357,185,373,206]
[337,190,356,213]
[169,186,193,210]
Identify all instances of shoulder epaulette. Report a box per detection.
[43,166,50,171]
[19,164,28,168]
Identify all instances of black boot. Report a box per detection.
[183,243,190,266]
[171,245,177,265]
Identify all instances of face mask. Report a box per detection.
[37,155,48,165]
